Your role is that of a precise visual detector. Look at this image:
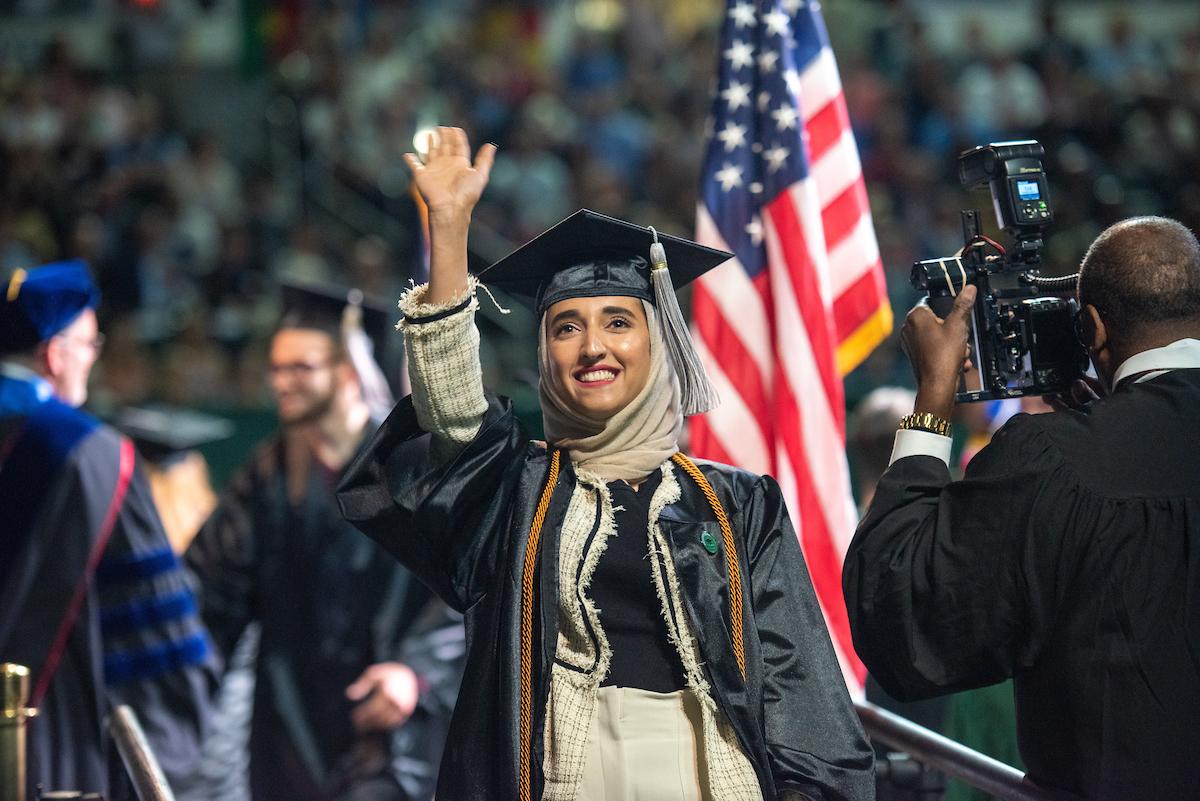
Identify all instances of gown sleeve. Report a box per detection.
[86,430,218,789]
[743,474,875,801]
[843,413,1079,701]
[338,289,533,613]
[396,279,489,464]
[184,454,262,662]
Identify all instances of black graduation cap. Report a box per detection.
[477,209,732,417]
[277,278,401,413]
[115,405,234,465]
[476,209,732,318]
[277,278,394,347]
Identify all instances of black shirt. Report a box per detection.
[591,470,687,692]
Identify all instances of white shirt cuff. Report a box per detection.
[889,428,953,467]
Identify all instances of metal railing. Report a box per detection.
[109,705,176,801]
[856,701,1076,801]
[2,663,35,801]
[3,661,175,801]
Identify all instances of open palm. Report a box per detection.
[404,126,496,215]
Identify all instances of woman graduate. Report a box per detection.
[337,127,873,801]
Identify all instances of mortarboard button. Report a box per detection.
[701,530,719,554]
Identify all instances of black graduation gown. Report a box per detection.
[337,393,875,801]
[0,374,216,799]
[844,369,1200,801]
[186,427,465,801]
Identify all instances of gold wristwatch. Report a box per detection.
[898,411,952,438]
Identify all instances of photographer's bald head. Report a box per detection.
[1077,216,1200,387]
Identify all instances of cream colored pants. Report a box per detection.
[578,686,711,801]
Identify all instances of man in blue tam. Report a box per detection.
[0,260,216,798]
[0,259,102,406]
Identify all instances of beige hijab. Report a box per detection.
[538,300,682,481]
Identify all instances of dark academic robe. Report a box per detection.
[845,369,1200,801]
[186,424,464,801]
[0,372,216,799]
[336,394,875,801]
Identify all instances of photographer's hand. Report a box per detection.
[901,285,976,422]
[1043,375,1107,412]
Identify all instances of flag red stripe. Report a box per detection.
[687,414,734,468]
[692,283,774,445]
[804,94,850,165]
[833,263,889,341]
[772,369,864,684]
[765,194,845,434]
[820,179,871,255]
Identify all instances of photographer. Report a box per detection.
[843,216,1200,801]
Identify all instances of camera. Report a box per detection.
[910,140,1089,403]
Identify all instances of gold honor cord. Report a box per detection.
[517,450,745,801]
[518,448,561,801]
[671,453,747,681]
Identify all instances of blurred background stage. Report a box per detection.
[2,0,1199,486]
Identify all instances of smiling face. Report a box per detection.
[544,295,652,422]
[45,308,101,407]
[269,328,350,425]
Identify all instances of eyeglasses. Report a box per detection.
[53,332,106,354]
[268,359,336,379]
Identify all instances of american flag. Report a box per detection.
[691,0,891,691]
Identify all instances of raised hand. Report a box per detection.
[401,126,495,304]
[403,126,496,218]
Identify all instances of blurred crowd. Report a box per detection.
[2,0,1199,415]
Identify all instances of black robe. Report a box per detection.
[0,372,216,799]
[337,393,875,801]
[844,369,1200,801]
[186,426,465,801]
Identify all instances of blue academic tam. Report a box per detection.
[0,259,99,353]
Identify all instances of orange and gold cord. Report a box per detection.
[671,453,747,680]
[518,448,561,801]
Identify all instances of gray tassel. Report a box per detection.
[648,227,719,416]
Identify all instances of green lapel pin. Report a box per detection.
[700,530,719,554]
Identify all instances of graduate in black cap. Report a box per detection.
[0,260,217,798]
[184,279,464,801]
[337,127,873,801]
[115,405,233,554]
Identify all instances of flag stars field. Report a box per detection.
[714,163,744,191]
[725,40,756,70]
[721,80,752,111]
[764,145,790,173]
[763,9,791,37]
[729,2,757,28]
[718,122,749,152]
[772,104,799,131]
